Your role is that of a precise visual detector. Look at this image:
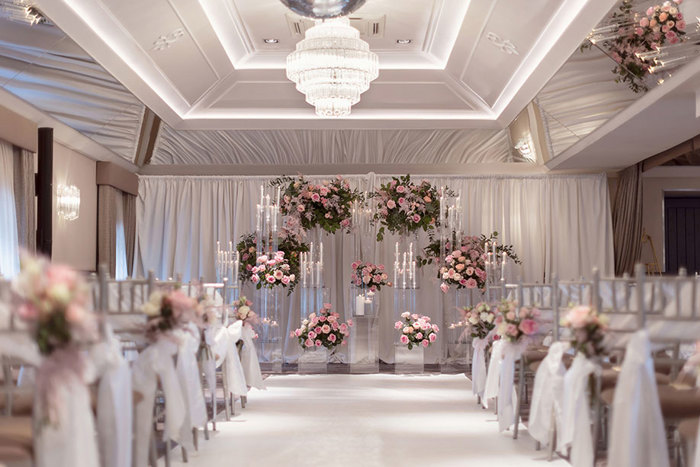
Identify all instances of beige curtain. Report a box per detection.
[98,185,120,277]
[123,193,136,277]
[612,163,643,275]
[12,146,35,252]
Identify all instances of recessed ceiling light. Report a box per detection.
[263,38,279,44]
[396,39,412,45]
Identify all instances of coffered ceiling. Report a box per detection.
[32,0,617,130]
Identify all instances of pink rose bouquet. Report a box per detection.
[234,296,260,330]
[250,251,297,291]
[12,254,96,355]
[561,305,608,358]
[438,241,487,292]
[292,304,352,350]
[236,233,308,294]
[351,260,391,292]
[394,311,439,350]
[495,299,541,344]
[462,302,497,339]
[371,175,443,241]
[273,175,360,235]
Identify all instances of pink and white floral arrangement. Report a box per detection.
[12,254,97,355]
[273,175,360,235]
[372,175,443,241]
[561,305,609,358]
[292,303,352,350]
[250,251,297,291]
[640,1,686,45]
[462,302,497,340]
[234,295,260,330]
[142,287,198,341]
[351,260,391,292]
[439,242,487,293]
[394,312,439,350]
[495,300,540,343]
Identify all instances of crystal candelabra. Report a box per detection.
[484,239,507,302]
[299,238,327,318]
[215,240,240,305]
[256,184,282,256]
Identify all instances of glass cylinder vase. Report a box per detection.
[255,286,284,374]
[349,285,380,373]
[395,344,424,375]
[441,287,481,373]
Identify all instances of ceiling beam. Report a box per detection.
[133,107,161,167]
[642,134,700,172]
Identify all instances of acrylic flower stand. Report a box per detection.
[255,287,284,374]
[395,345,424,374]
[441,288,478,373]
[297,346,328,374]
[349,286,380,374]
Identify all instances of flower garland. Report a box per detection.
[292,304,352,350]
[394,312,439,349]
[462,302,497,340]
[272,175,361,235]
[495,300,540,343]
[350,260,391,292]
[581,0,686,93]
[250,251,297,291]
[561,305,609,358]
[236,232,308,293]
[371,175,443,241]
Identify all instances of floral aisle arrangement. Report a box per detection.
[273,175,361,235]
[142,287,199,341]
[561,305,609,358]
[463,302,497,340]
[292,304,352,350]
[581,0,686,93]
[495,299,541,343]
[13,256,97,356]
[419,232,521,268]
[236,233,308,293]
[438,245,487,293]
[394,312,439,350]
[350,260,391,292]
[234,296,260,331]
[371,175,443,241]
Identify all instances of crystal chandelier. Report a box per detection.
[286,17,378,118]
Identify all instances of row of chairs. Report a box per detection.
[477,265,700,466]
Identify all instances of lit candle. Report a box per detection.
[402,252,407,289]
[259,185,264,209]
[501,252,507,280]
[320,241,324,267]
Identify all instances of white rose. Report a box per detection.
[47,283,71,306]
[454,273,462,281]
[143,302,160,317]
[480,312,488,321]
[442,273,449,280]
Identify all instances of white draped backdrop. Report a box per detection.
[135,173,613,364]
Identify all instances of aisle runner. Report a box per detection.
[168,375,567,467]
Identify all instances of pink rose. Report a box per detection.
[387,200,396,209]
[305,338,314,347]
[412,214,421,223]
[440,282,449,293]
[398,197,406,206]
[565,305,591,329]
[395,321,402,329]
[519,319,538,335]
[266,275,276,284]
[251,274,260,284]
[328,333,337,343]
[423,196,431,202]
[640,17,649,27]
[506,311,515,320]
[677,20,686,30]
[432,324,439,332]
[315,340,322,347]
[422,339,429,348]
[347,319,353,327]
[429,333,437,342]
[321,324,331,334]
[396,185,406,193]
[465,278,477,289]
[415,332,423,340]
[314,326,322,334]
[308,331,316,339]
[400,335,409,344]
[339,323,348,333]
[297,204,305,212]
[507,324,519,337]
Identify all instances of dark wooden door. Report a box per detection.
[665,196,700,274]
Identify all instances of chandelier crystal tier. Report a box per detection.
[286,17,378,118]
[279,0,366,19]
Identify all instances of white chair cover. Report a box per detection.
[482,339,504,409]
[211,324,248,397]
[560,353,596,467]
[91,331,132,467]
[471,336,488,399]
[497,341,526,432]
[240,323,265,390]
[528,341,568,446]
[175,326,208,449]
[132,338,186,467]
[608,330,669,467]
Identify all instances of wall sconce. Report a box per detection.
[56,184,80,221]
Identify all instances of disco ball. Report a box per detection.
[279,0,367,19]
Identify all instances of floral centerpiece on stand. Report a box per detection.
[371,175,443,241]
[495,299,541,343]
[438,246,487,293]
[250,251,298,292]
[236,233,308,293]
[272,175,361,236]
[292,303,352,350]
[350,260,391,292]
[394,312,439,350]
[561,305,609,358]
[419,232,521,268]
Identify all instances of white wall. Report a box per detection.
[52,143,97,272]
[641,167,700,271]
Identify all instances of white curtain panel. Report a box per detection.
[135,173,613,363]
[0,140,20,277]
